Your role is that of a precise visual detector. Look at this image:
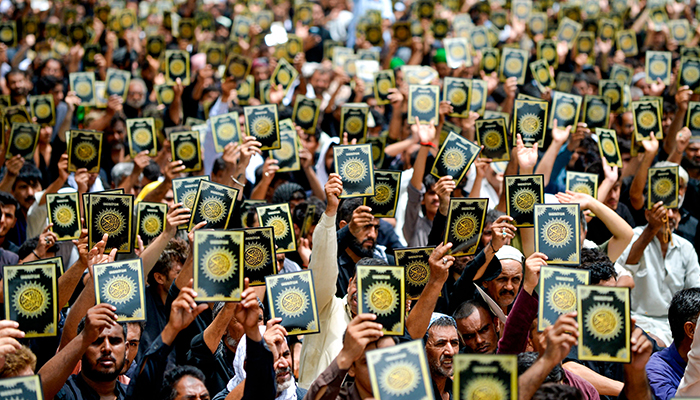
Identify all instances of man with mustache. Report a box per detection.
[5,68,30,106]
[424,313,460,400]
[481,245,524,315]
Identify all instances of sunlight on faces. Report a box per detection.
[425,325,460,378]
[482,260,522,311]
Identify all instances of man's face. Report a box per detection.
[619,113,635,139]
[124,324,141,371]
[573,80,591,95]
[422,185,440,216]
[350,337,395,395]
[346,276,358,315]
[156,262,182,290]
[13,180,37,211]
[685,142,700,167]
[82,324,127,382]
[435,62,450,78]
[126,82,146,109]
[456,308,498,354]
[172,376,210,400]
[49,83,65,105]
[224,315,245,352]
[604,181,621,210]
[309,71,331,95]
[0,204,17,237]
[108,121,126,146]
[274,340,294,393]
[480,222,493,248]
[425,325,459,378]
[43,59,63,79]
[7,73,28,97]
[350,217,379,257]
[482,260,522,310]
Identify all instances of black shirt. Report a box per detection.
[56,373,127,400]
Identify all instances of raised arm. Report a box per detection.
[308,174,341,309]
[174,221,208,290]
[406,242,452,339]
[139,205,191,276]
[534,121,571,185]
[629,135,659,211]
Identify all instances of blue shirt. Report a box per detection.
[646,342,687,400]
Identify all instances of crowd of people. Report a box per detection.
[3,0,700,399]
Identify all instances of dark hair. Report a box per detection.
[453,298,490,320]
[142,160,162,182]
[424,315,457,343]
[211,157,227,176]
[292,200,324,228]
[533,383,583,400]
[423,174,438,192]
[36,75,62,95]
[6,67,28,80]
[517,352,564,382]
[161,365,206,400]
[0,191,18,209]
[14,161,42,189]
[486,209,505,225]
[77,316,127,339]
[356,257,389,267]
[669,288,700,346]
[147,239,188,286]
[579,248,617,285]
[338,198,362,226]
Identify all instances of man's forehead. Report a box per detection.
[428,325,459,341]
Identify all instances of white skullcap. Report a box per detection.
[495,245,524,263]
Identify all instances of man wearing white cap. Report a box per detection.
[481,245,524,315]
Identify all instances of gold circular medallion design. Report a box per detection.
[448,88,467,107]
[277,286,308,318]
[202,248,236,282]
[557,103,575,121]
[217,124,236,141]
[109,78,124,94]
[170,59,185,76]
[120,14,133,28]
[275,141,294,160]
[75,142,97,163]
[161,88,174,104]
[297,105,315,123]
[674,25,685,39]
[449,43,465,59]
[519,113,542,136]
[367,28,381,43]
[141,214,162,236]
[515,4,528,17]
[512,188,537,213]
[379,361,420,396]
[482,130,502,151]
[267,216,289,239]
[653,177,673,198]
[238,82,250,97]
[571,183,592,195]
[345,116,364,135]
[587,104,605,123]
[585,303,623,341]
[287,41,300,55]
[208,51,221,65]
[76,81,92,97]
[603,88,620,105]
[372,183,393,205]
[473,34,486,48]
[471,88,482,105]
[148,41,162,54]
[602,139,617,156]
[620,36,632,49]
[637,110,657,130]
[463,376,508,400]
[277,70,291,86]
[132,128,152,147]
[505,58,523,76]
[442,148,466,172]
[683,66,700,82]
[200,197,226,224]
[13,282,49,319]
[542,47,555,61]
[452,213,477,241]
[102,274,136,305]
[245,242,269,271]
[36,104,51,119]
[602,26,613,38]
[366,281,398,316]
[176,142,197,161]
[252,116,275,139]
[10,115,27,124]
[537,68,550,83]
[547,283,577,313]
[561,26,574,40]
[407,261,429,286]
[183,191,197,209]
[579,39,592,53]
[650,60,666,76]
[230,62,246,78]
[14,133,33,150]
[53,204,76,228]
[541,217,572,248]
[97,209,126,237]
[378,79,392,94]
[531,19,544,32]
[484,55,497,70]
[341,158,368,183]
[692,113,700,130]
[180,26,192,38]
[413,94,435,114]
[0,28,12,43]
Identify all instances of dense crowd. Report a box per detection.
[3,0,700,399]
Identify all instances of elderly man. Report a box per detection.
[425,314,460,399]
[481,246,524,315]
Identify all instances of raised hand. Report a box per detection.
[165,204,191,237]
[80,304,119,344]
[0,320,24,369]
[515,134,538,173]
[411,117,436,143]
[523,252,547,294]
[490,215,516,251]
[427,242,454,285]
[325,173,343,216]
[336,313,384,369]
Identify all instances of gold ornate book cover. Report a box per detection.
[481,48,500,75]
[126,117,157,157]
[500,48,528,84]
[445,198,488,257]
[577,286,630,362]
[395,247,434,300]
[505,175,544,228]
[82,189,123,224]
[367,135,387,168]
[611,64,633,85]
[270,125,301,172]
[28,94,55,126]
[93,259,146,322]
[680,57,700,93]
[550,91,582,129]
[366,340,434,400]
[155,84,175,106]
[172,176,209,230]
[0,375,44,399]
[234,227,276,286]
[431,131,481,183]
[136,202,167,247]
[476,118,510,161]
[188,180,239,230]
[334,144,375,198]
[538,266,589,330]
[645,51,672,85]
[534,204,580,265]
[293,96,321,134]
[470,79,488,116]
[596,128,623,167]
[225,54,252,80]
[647,166,679,209]
[244,104,280,150]
[566,171,599,198]
[537,39,558,69]
[599,19,617,41]
[583,95,611,130]
[265,269,320,335]
[616,29,638,57]
[69,72,96,106]
[444,77,471,118]
[513,99,548,147]
[670,19,690,44]
[3,264,57,338]
[165,50,191,85]
[374,70,396,105]
[193,230,244,301]
[104,68,131,98]
[632,99,663,142]
[453,354,518,400]
[357,265,405,335]
[0,21,17,47]
[146,35,165,58]
[46,192,81,241]
[530,59,554,91]
[364,170,401,218]
[599,79,624,113]
[341,103,370,143]
[444,38,471,69]
[170,130,202,172]
[88,193,133,253]
[6,123,39,160]
[408,85,439,125]
[512,0,532,20]
[68,130,103,173]
[256,203,297,253]
[271,58,299,95]
[211,112,242,153]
